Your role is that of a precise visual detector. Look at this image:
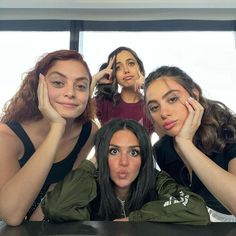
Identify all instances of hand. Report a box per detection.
[92,56,115,85]
[175,97,204,142]
[134,68,144,92]
[38,74,66,125]
[113,217,129,221]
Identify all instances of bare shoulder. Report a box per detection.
[0,122,24,158]
[0,123,24,187]
[91,120,100,135]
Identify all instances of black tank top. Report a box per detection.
[7,120,92,219]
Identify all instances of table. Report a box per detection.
[1,220,236,236]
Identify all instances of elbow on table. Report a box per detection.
[227,204,236,217]
[1,214,24,226]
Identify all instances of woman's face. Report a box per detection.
[115,50,141,88]
[145,76,190,137]
[108,129,141,198]
[45,59,90,120]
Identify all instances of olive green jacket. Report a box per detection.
[41,160,210,225]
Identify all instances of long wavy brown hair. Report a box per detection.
[1,49,95,124]
[144,66,236,156]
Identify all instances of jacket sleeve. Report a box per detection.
[41,160,97,223]
[129,170,210,225]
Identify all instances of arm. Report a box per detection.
[0,75,65,226]
[41,160,97,223]
[175,97,236,215]
[128,170,210,225]
[90,57,115,97]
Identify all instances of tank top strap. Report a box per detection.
[70,120,92,157]
[6,121,35,166]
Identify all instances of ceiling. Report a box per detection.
[0,0,236,20]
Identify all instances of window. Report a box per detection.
[81,31,236,113]
[0,31,70,112]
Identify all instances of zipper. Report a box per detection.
[117,198,126,218]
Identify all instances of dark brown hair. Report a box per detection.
[1,49,95,123]
[145,66,236,155]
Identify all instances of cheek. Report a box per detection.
[108,158,116,173]
[78,92,89,103]
[149,112,161,125]
[116,71,123,80]
[132,159,141,174]
[179,107,189,123]
[46,87,58,103]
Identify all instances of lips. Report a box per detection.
[123,76,133,81]
[163,121,176,130]
[59,103,77,108]
[117,171,128,179]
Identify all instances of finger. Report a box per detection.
[135,65,144,79]
[107,56,115,69]
[187,97,204,127]
[99,78,113,84]
[38,73,45,108]
[184,99,195,124]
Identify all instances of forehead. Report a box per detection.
[47,60,89,77]
[146,77,185,100]
[116,50,135,62]
[110,129,139,144]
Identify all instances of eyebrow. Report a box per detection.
[147,89,179,105]
[47,72,89,82]
[116,58,135,65]
[109,144,140,148]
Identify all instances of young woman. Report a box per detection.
[91,47,154,135]
[41,119,210,225]
[0,50,98,226]
[144,66,236,222]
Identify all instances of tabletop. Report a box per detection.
[1,220,236,236]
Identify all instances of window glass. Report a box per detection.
[81,31,236,113]
[0,31,70,112]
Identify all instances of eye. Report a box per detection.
[168,95,179,104]
[51,80,64,88]
[115,65,121,71]
[129,148,140,157]
[148,103,159,113]
[128,61,135,67]
[109,147,119,156]
[75,83,88,91]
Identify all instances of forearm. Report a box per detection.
[128,192,210,225]
[176,138,236,215]
[41,160,97,223]
[0,123,65,225]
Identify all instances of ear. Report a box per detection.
[192,88,200,100]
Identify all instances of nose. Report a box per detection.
[119,152,129,166]
[123,64,130,74]
[64,85,75,98]
[160,106,170,120]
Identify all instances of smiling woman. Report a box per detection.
[0,49,98,226]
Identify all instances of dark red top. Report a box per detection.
[95,94,154,134]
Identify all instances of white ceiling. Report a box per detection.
[0,0,236,20]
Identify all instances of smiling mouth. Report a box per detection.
[60,103,77,108]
